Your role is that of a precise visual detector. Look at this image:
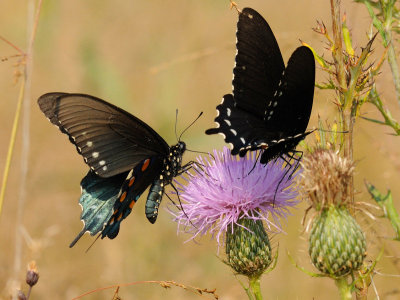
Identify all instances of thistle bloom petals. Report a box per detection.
[171,147,299,245]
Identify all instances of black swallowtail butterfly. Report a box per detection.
[206,7,315,164]
[38,93,189,247]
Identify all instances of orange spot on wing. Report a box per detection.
[117,214,123,221]
[129,176,135,187]
[119,192,127,202]
[109,217,115,224]
[129,200,136,209]
[141,159,150,171]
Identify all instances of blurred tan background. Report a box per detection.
[1,0,400,299]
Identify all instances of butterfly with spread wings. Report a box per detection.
[38,93,190,247]
[206,7,315,165]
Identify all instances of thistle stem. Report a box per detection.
[26,286,32,299]
[383,0,400,104]
[335,277,352,300]
[387,40,400,104]
[249,276,263,300]
[369,87,400,135]
[330,0,346,91]
[366,182,400,241]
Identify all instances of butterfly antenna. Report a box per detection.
[186,148,215,160]
[175,109,179,142]
[178,112,203,142]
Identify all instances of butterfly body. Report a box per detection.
[38,93,186,246]
[206,8,315,163]
[144,141,186,223]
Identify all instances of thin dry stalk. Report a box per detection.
[1,1,43,299]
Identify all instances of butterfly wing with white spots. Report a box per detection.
[38,93,188,246]
[38,93,170,177]
[206,7,315,162]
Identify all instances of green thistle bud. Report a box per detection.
[225,218,272,278]
[309,205,366,277]
[300,149,367,277]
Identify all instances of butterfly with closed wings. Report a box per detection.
[206,7,315,166]
[38,93,191,247]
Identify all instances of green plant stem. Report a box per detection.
[244,286,255,300]
[383,1,400,104]
[387,40,400,104]
[249,277,263,300]
[330,0,346,92]
[330,0,349,159]
[331,0,355,203]
[366,182,400,240]
[0,79,25,217]
[368,86,400,135]
[335,277,352,300]
[362,0,400,104]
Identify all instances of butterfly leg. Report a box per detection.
[169,182,197,229]
[279,154,294,169]
[285,150,303,179]
[272,163,294,204]
[178,160,207,177]
[178,161,195,175]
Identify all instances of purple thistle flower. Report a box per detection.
[171,147,299,245]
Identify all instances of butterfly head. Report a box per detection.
[177,141,186,153]
[169,141,186,160]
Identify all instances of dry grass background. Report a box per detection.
[1,0,400,299]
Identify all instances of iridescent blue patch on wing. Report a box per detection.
[69,170,127,247]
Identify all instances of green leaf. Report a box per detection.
[342,17,355,56]
[365,181,400,241]
[302,42,330,68]
[360,116,386,125]
[316,81,336,90]
[363,0,389,45]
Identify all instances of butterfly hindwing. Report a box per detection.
[38,93,189,246]
[274,46,315,135]
[38,93,169,178]
[101,157,163,239]
[205,94,270,155]
[69,170,128,247]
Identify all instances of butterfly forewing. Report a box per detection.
[233,7,285,118]
[205,94,272,155]
[38,93,190,245]
[38,93,169,177]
